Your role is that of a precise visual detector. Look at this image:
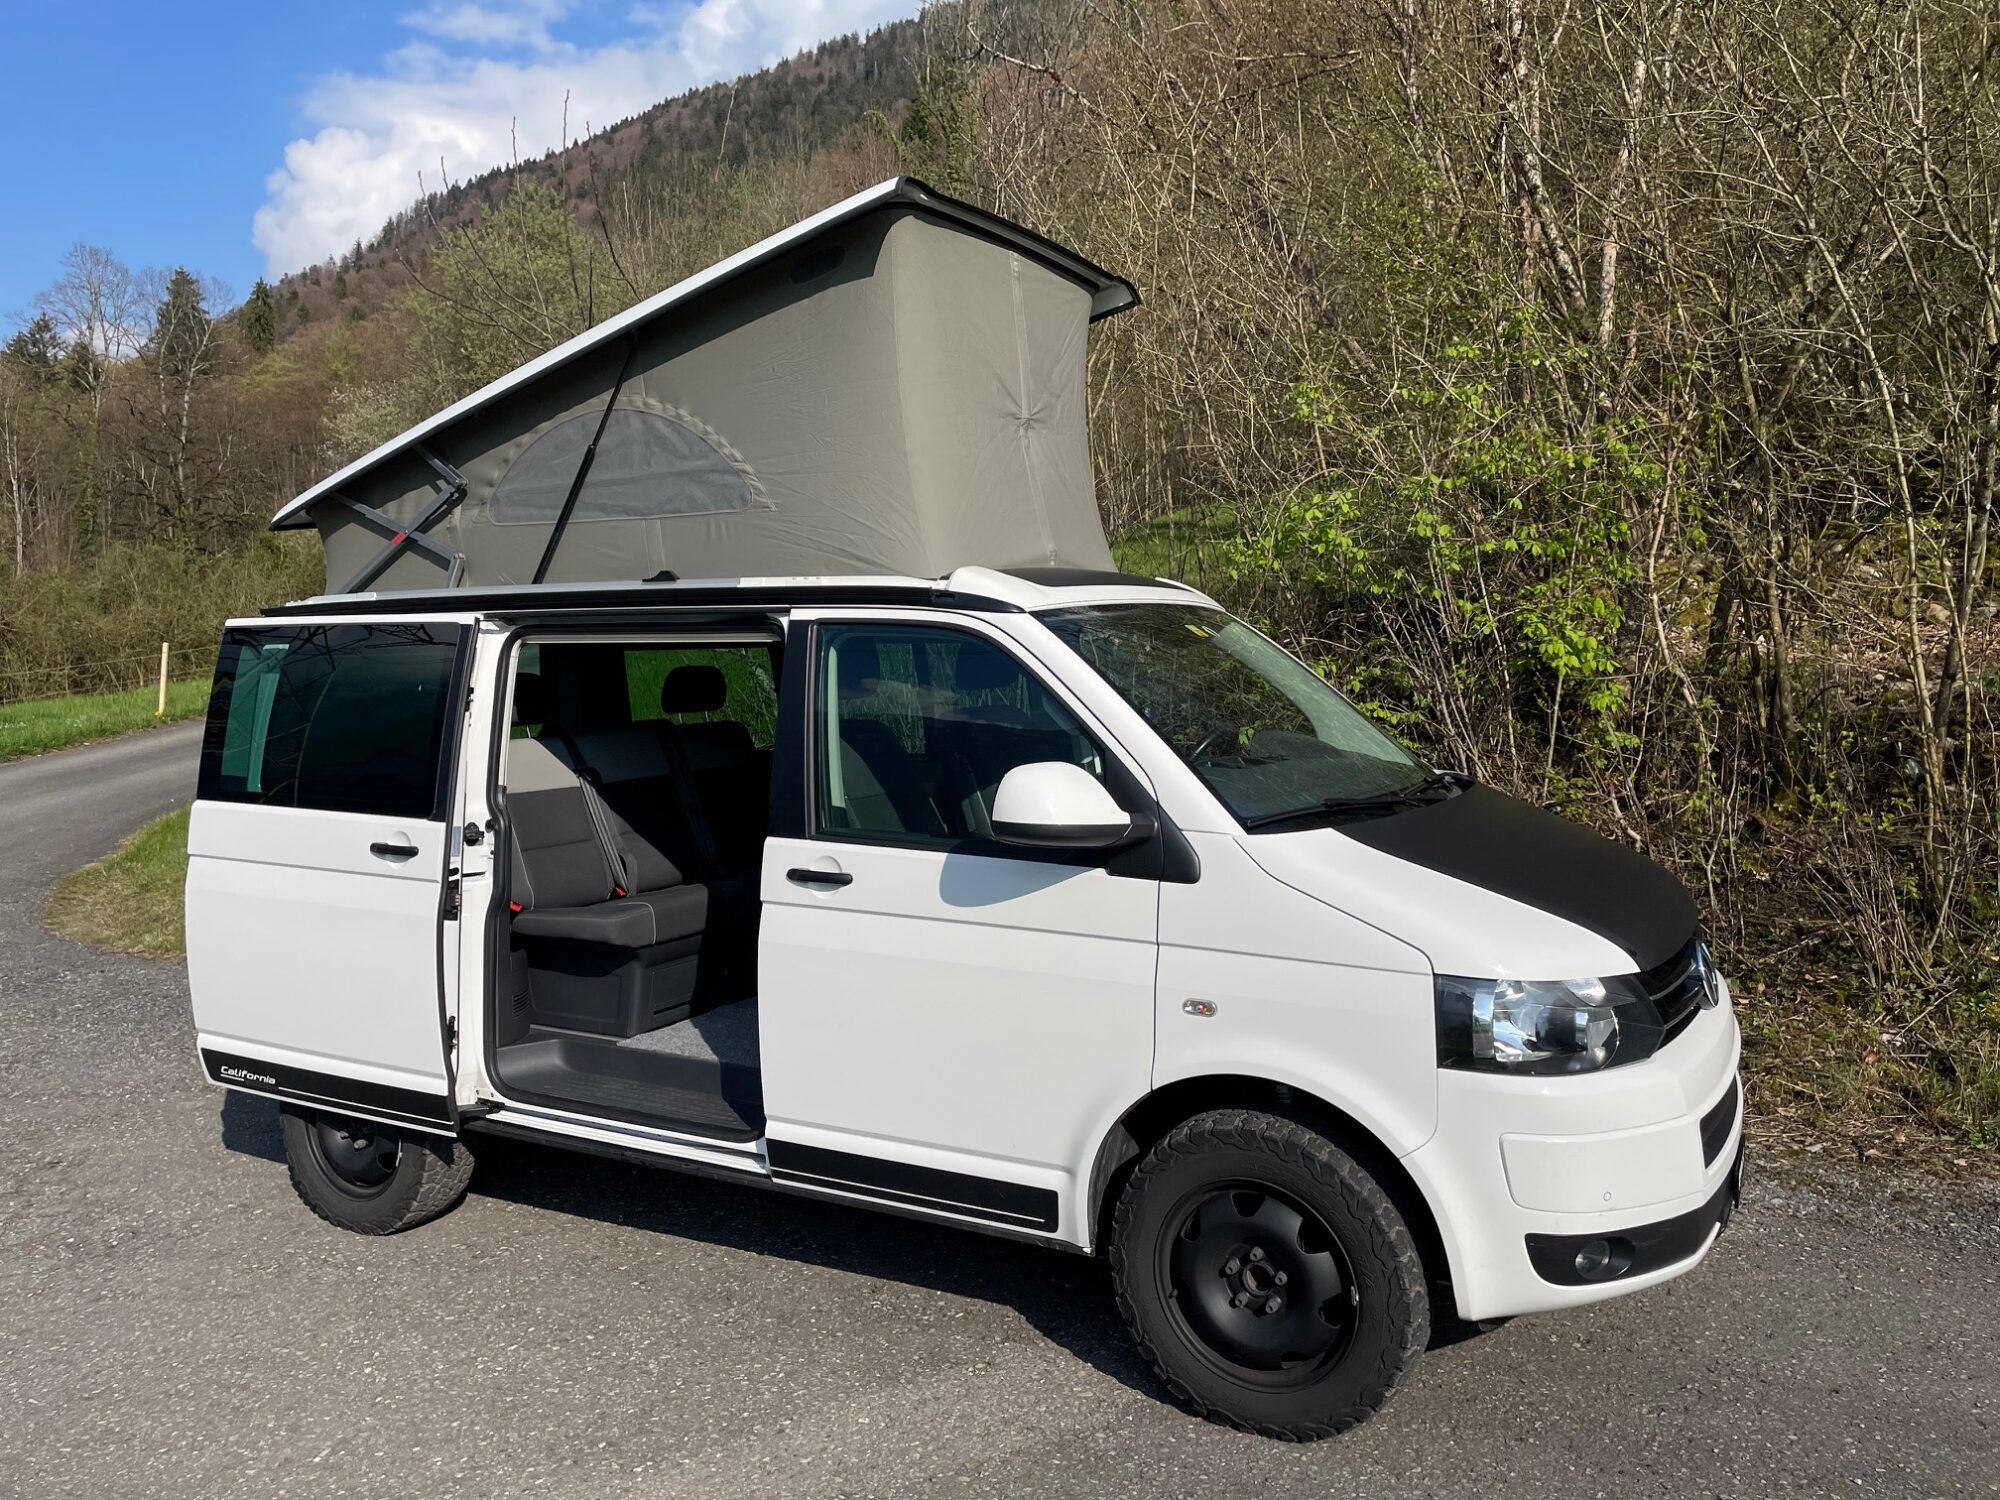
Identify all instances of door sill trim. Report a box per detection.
[477,1097,769,1167]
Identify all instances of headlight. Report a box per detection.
[1434,973,1664,1075]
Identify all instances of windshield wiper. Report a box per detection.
[1240,772,1458,831]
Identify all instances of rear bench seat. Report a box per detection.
[502,670,762,1038]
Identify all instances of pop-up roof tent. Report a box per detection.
[272,178,1139,595]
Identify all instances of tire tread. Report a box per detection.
[1108,1107,1428,1441]
[281,1107,475,1235]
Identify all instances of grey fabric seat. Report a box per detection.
[501,669,758,1037]
[504,685,627,914]
[503,689,710,1036]
[512,884,709,947]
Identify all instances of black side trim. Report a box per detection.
[200,1047,455,1132]
[1525,1144,1743,1286]
[1334,782,1699,972]
[768,615,813,842]
[1700,1076,1741,1167]
[767,1140,1059,1232]
[463,1117,1088,1254]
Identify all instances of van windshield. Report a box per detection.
[1038,603,1430,827]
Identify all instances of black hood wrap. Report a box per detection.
[1334,783,1698,973]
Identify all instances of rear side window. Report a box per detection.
[622,644,779,747]
[199,624,465,818]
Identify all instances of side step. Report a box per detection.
[494,1033,764,1140]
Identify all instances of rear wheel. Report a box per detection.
[279,1104,475,1234]
[1109,1108,1428,1439]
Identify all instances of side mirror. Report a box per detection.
[991,762,1138,850]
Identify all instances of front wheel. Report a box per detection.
[279,1104,475,1235]
[1109,1108,1428,1439]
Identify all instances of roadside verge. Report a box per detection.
[46,806,189,957]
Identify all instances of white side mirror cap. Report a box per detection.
[990,761,1134,849]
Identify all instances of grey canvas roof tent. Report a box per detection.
[273,178,1138,595]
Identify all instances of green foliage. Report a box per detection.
[1226,319,1653,743]
[239,278,278,356]
[149,268,215,384]
[322,322,361,391]
[2,314,63,375]
[408,181,629,400]
[0,538,321,703]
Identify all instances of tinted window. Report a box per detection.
[199,624,464,818]
[1039,603,1424,825]
[815,625,1102,846]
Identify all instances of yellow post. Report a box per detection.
[156,642,169,717]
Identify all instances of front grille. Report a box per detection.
[1700,1077,1740,1166]
[1637,937,1708,1046]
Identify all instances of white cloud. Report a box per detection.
[402,1,572,52]
[253,0,914,276]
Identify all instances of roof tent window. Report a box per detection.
[490,404,761,524]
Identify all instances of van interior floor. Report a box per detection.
[617,996,759,1067]
[494,999,764,1139]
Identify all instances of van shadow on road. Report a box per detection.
[216,1092,1155,1396]
[216,1092,1487,1407]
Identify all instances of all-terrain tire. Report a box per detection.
[1109,1108,1428,1440]
[279,1104,476,1235]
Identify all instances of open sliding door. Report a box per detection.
[187,617,473,1135]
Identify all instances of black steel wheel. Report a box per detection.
[1110,1108,1428,1439]
[278,1103,476,1235]
[304,1116,402,1199]
[1161,1181,1361,1389]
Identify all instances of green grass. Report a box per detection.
[0,678,210,763]
[46,806,190,957]
[1110,505,1241,590]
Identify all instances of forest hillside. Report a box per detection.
[3,0,1996,1153]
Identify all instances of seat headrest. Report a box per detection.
[661,663,727,715]
[952,643,1023,694]
[835,639,883,695]
[512,671,548,726]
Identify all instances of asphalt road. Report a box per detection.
[1,724,1995,1500]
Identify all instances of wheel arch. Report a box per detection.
[1084,1074,1459,1318]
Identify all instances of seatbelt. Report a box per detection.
[574,774,632,897]
[549,730,631,897]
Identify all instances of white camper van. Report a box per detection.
[186,182,1742,1440]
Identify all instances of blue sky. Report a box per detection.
[0,0,917,332]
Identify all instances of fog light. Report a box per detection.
[1573,1237,1633,1281]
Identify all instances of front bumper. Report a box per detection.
[1402,988,1744,1321]
[1523,1138,1743,1286]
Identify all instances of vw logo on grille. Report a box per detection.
[1692,941,1722,1009]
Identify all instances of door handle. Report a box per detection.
[371,841,420,859]
[787,867,853,887]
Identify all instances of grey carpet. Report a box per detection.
[618,998,759,1067]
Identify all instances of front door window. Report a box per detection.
[814,624,1103,847]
